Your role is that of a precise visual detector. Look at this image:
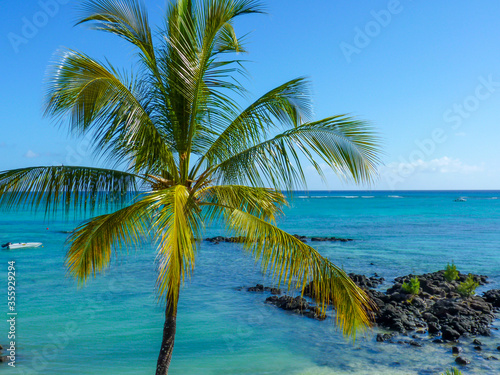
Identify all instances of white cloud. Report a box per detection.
[386,156,483,175]
[24,150,40,158]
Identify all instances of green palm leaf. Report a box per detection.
[77,0,156,61]
[153,185,202,308]
[222,206,373,338]
[66,196,153,281]
[44,50,178,177]
[197,184,287,222]
[210,115,380,189]
[0,166,139,215]
[191,78,312,177]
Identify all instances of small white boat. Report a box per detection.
[454,197,467,202]
[1,242,43,250]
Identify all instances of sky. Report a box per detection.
[1,0,500,190]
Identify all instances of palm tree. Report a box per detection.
[0,0,381,374]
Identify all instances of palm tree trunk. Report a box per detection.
[155,298,178,375]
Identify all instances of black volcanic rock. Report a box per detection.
[265,295,325,320]
[205,236,246,244]
[243,268,500,354]
[483,289,500,307]
[247,284,281,295]
[362,271,496,342]
[442,326,460,341]
[455,356,471,365]
[310,236,354,242]
[452,346,462,354]
[205,235,355,244]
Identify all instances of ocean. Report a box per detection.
[1,190,499,374]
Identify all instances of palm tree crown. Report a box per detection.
[0,0,381,373]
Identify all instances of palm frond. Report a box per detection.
[66,195,153,282]
[191,78,312,178]
[158,0,264,180]
[210,115,381,190]
[77,0,155,61]
[220,206,373,338]
[0,166,139,215]
[153,185,203,310]
[196,184,287,222]
[44,50,178,177]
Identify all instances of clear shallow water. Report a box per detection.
[1,190,499,374]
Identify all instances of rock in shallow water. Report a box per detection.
[247,284,281,295]
[360,270,497,343]
[264,295,326,320]
[483,289,500,307]
[442,326,461,341]
[409,340,423,347]
[455,356,471,365]
[452,346,462,354]
[243,268,500,359]
[376,333,395,342]
[310,236,354,242]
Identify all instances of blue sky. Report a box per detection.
[2,0,500,190]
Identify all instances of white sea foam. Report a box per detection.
[295,195,331,199]
[296,366,417,375]
[361,196,374,198]
[388,195,403,198]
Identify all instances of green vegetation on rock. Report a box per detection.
[457,274,479,298]
[401,277,420,295]
[444,262,459,282]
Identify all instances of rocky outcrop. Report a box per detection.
[205,235,354,244]
[310,236,354,242]
[483,289,500,307]
[265,295,326,320]
[361,271,495,342]
[205,236,245,244]
[292,235,307,242]
[247,284,281,295]
[243,268,500,369]
[348,273,385,289]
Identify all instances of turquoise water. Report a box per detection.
[1,191,500,374]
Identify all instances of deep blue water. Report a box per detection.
[1,191,499,374]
